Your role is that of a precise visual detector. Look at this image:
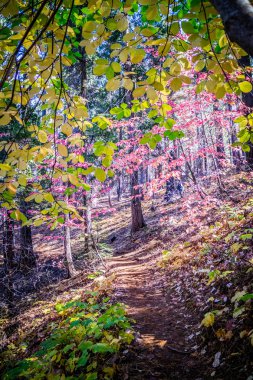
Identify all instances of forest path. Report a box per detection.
[107,240,205,379]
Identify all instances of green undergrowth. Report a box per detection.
[3,292,133,380]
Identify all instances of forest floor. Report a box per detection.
[1,172,253,379]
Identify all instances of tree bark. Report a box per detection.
[210,0,253,56]
[117,175,122,202]
[64,211,76,278]
[83,191,93,257]
[20,224,36,268]
[3,211,15,271]
[19,202,36,269]
[130,170,146,233]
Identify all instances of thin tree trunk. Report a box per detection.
[19,202,36,269]
[83,191,93,257]
[179,141,206,199]
[117,175,122,202]
[131,170,146,233]
[108,191,113,208]
[3,210,15,271]
[64,211,76,278]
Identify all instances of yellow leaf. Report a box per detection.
[170,62,181,76]
[18,175,27,187]
[239,81,253,93]
[230,242,242,254]
[111,62,121,73]
[44,193,54,202]
[0,164,11,171]
[68,174,79,186]
[130,49,145,64]
[38,130,48,143]
[147,86,158,100]
[35,194,43,203]
[132,86,146,98]
[7,183,17,194]
[195,60,206,72]
[95,168,106,182]
[119,49,129,62]
[123,78,134,91]
[117,16,128,32]
[201,312,215,327]
[0,113,11,125]
[61,124,73,136]
[170,78,182,92]
[215,85,225,99]
[106,78,121,91]
[58,144,68,157]
[93,65,108,75]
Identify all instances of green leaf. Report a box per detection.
[240,293,253,302]
[240,233,252,240]
[181,21,196,34]
[91,343,115,353]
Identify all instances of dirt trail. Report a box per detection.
[107,244,206,379]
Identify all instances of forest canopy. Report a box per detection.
[0,0,253,222]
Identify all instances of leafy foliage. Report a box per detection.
[0,0,252,222]
[3,294,133,380]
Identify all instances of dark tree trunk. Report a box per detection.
[20,224,36,269]
[130,170,146,233]
[210,0,253,57]
[108,191,113,208]
[3,211,15,271]
[19,201,36,268]
[117,176,122,202]
[3,211,15,311]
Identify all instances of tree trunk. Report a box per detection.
[130,170,146,233]
[3,210,15,271]
[108,190,113,208]
[83,191,93,257]
[64,211,76,278]
[117,176,122,202]
[3,211,15,311]
[210,0,253,57]
[19,202,36,269]
[20,224,36,268]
